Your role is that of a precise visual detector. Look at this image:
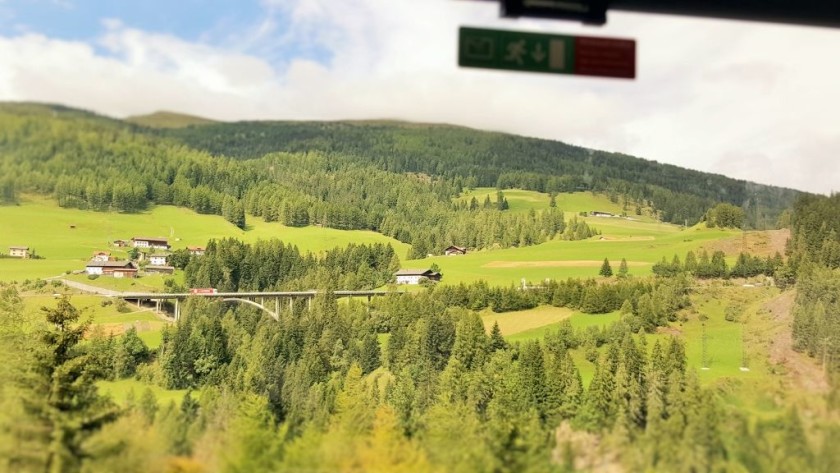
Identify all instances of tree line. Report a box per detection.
[3,282,832,472]
[182,238,400,292]
[164,118,801,227]
[787,193,840,375]
[0,105,596,255]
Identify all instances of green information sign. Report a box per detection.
[458,26,636,79]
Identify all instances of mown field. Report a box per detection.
[414,188,741,286]
[456,188,636,217]
[0,195,411,282]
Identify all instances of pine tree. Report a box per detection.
[20,297,119,473]
[618,258,629,278]
[489,321,508,352]
[600,258,613,277]
[359,333,381,374]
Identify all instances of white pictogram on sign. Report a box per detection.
[504,40,527,65]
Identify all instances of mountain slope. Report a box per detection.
[162,120,802,227]
[126,110,218,128]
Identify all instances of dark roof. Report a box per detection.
[86,260,136,269]
[395,269,434,276]
[145,265,175,270]
[445,245,466,252]
[149,253,169,258]
[9,246,29,250]
[131,236,169,243]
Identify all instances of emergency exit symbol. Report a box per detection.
[463,36,494,60]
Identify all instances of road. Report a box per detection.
[54,278,120,296]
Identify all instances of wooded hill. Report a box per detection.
[161,118,802,226]
[0,102,801,247]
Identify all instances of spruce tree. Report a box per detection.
[489,321,508,352]
[21,297,118,473]
[618,258,629,278]
[600,258,613,277]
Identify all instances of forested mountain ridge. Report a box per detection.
[161,118,803,226]
[0,103,582,257]
[0,102,801,233]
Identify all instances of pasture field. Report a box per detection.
[0,195,410,282]
[65,272,179,292]
[456,188,635,217]
[408,223,738,286]
[20,293,169,349]
[481,305,575,337]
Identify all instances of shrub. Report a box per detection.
[87,274,99,280]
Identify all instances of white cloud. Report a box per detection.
[0,0,839,194]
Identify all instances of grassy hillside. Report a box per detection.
[0,196,410,282]
[456,188,635,216]
[125,110,218,128]
[408,218,738,286]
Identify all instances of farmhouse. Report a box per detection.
[444,245,467,256]
[85,260,138,278]
[113,239,128,247]
[148,253,168,266]
[187,246,205,256]
[395,268,442,285]
[589,211,615,217]
[92,251,110,262]
[131,236,170,250]
[145,265,175,275]
[8,246,29,258]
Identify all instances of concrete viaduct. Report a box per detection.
[114,290,402,321]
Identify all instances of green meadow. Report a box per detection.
[457,188,632,217]
[0,195,410,282]
[408,224,737,286]
[416,189,739,286]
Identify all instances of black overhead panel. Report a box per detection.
[498,0,840,28]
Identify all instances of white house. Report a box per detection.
[85,260,137,278]
[187,246,205,256]
[395,269,442,285]
[8,246,29,258]
[92,251,110,262]
[149,253,168,266]
[131,236,170,250]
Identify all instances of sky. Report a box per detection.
[1,0,838,194]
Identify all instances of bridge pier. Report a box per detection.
[174,298,181,321]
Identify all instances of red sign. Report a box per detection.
[574,36,636,79]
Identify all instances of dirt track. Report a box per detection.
[701,228,790,257]
[763,289,828,394]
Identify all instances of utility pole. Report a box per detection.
[740,324,750,372]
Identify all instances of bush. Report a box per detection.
[724,304,741,323]
[87,274,99,280]
[116,299,131,313]
[100,299,113,307]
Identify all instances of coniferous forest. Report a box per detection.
[1,102,838,472]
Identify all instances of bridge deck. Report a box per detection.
[117,290,404,299]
